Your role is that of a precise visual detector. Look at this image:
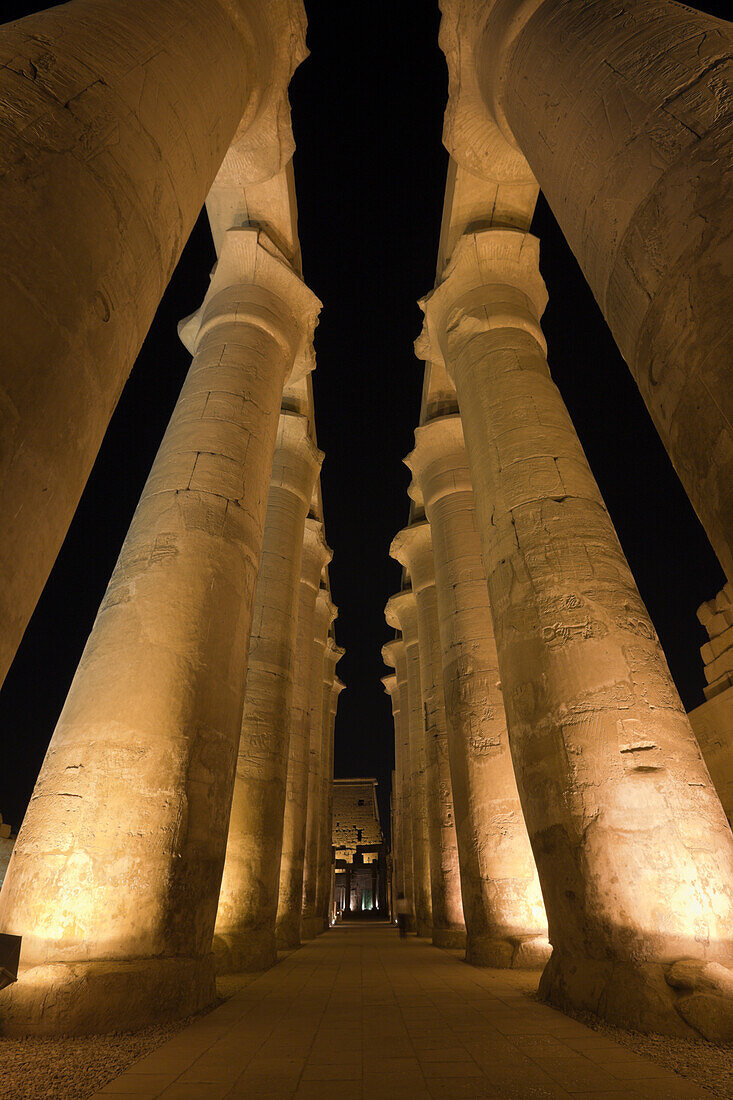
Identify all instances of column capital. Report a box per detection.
[213,0,308,187]
[313,587,337,641]
[301,519,332,591]
[416,228,547,379]
[438,0,540,184]
[381,636,405,671]
[385,588,419,646]
[390,521,435,594]
[179,227,321,382]
[271,412,324,506]
[381,673,399,701]
[323,639,345,682]
[405,414,472,510]
[331,677,346,699]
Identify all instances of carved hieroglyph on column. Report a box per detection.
[0,228,319,1036]
[0,0,308,690]
[418,226,733,1038]
[406,415,549,967]
[301,588,337,940]
[440,0,733,582]
[277,520,332,948]
[391,523,466,949]
[385,591,433,938]
[213,411,323,973]
[382,640,416,931]
[316,640,345,930]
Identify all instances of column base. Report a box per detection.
[0,954,216,1037]
[212,929,277,974]
[432,927,467,950]
[539,949,733,1041]
[275,919,301,951]
[300,915,323,941]
[416,919,433,939]
[467,934,552,969]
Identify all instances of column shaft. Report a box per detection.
[382,641,416,931]
[213,412,322,972]
[0,228,318,1035]
[301,590,336,939]
[420,226,733,1037]
[386,592,433,938]
[0,0,306,687]
[407,415,549,967]
[276,521,332,948]
[315,644,344,929]
[392,525,466,949]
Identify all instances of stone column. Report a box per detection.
[0,0,307,688]
[418,225,733,1038]
[391,523,466,949]
[213,411,323,973]
[385,591,433,938]
[0,227,319,1036]
[276,520,332,948]
[316,642,345,930]
[382,675,404,904]
[382,639,416,931]
[440,0,733,582]
[406,414,549,967]
[301,589,336,939]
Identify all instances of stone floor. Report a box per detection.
[92,923,709,1099]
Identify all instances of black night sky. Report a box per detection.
[1,0,729,837]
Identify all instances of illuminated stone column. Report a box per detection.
[391,523,466,949]
[276,520,332,948]
[440,0,733,581]
[382,639,416,931]
[0,228,319,1036]
[0,0,307,689]
[418,226,733,1037]
[213,412,323,973]
[385,591,432,938]
[382,674,405,904]
[301,589,336,940]
[316,640,345,930]
[406,414,549,967]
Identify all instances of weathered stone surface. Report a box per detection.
[214,411,323,973]
[276,520,332,949]
[301,589,337,940]
[406,414,549,967]
[386,590,433,938]
[316,641,345,929]
[391,524,466,949]
[418,225,733,1036]
[0,0,307,691]
[0,228,319,1036]
[382,644,416,931]
[440,0,733,583]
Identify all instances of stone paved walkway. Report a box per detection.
[93,923,708,1099]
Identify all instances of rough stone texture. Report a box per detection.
[0,228,319,1036]
[276,520,332,949]
[418,225,733,1038]
[300,589,336,940]
[315,642,345,929]
[0,0,308,691]
[214,411,322,974]
[386,590,433,938]
[381,651,416,930]
[391,525,466,950]
[0,815,15,893]
[441,0,733,583]
[406,413,549,968]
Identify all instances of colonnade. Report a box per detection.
[0,0,344,1037]
[1,0,733,1047]
[385,0,733,1044]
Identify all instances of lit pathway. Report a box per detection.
[94,923,706,1099]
